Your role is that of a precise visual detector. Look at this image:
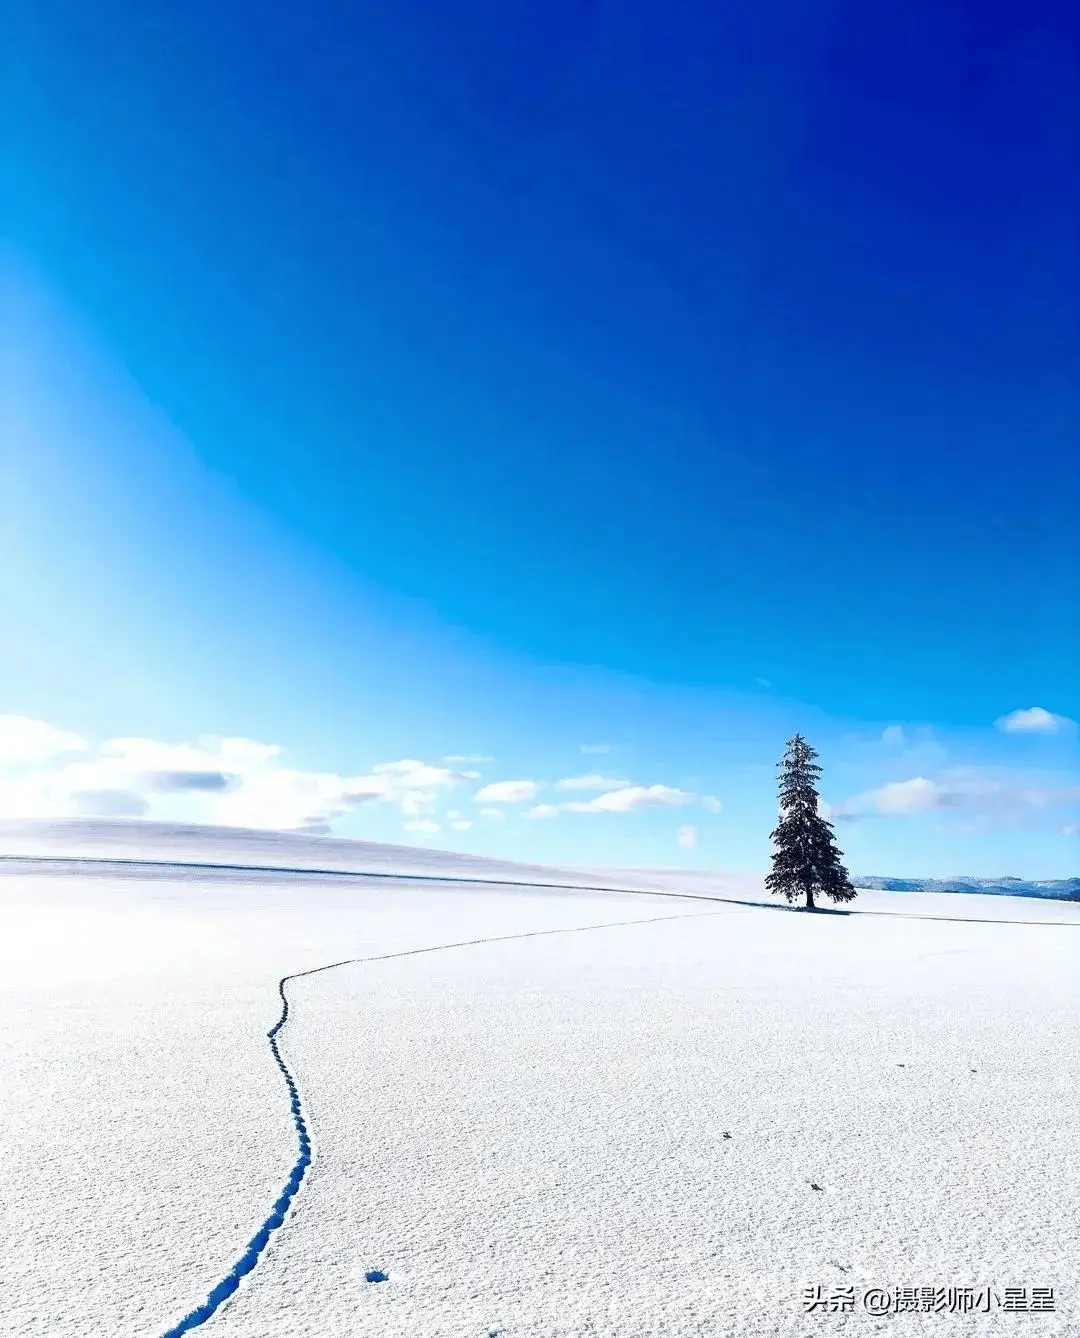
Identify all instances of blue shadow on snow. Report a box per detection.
[160,980,312,1336]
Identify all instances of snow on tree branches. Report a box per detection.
[766,734,857,911]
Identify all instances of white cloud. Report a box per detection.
[373,758,464,787]
[478,807,506,821]
[369,758,474,816]
[842,768,1080,831]
[554,774,627,792]
[101,735,282,769]
[403,819,440,834]
[474,779,540,804]
[451,820,472,831]
[563,784,695,814]
[442,754,494,764]
[579,743,611,755]
[523,804,560,820]
[881,725,906,747]
[399,791,437,816]
[215,766,385,831]
[470,776,703,821]
[71,788,149,817]
[866,776,944,815]
[677,824,698,848]
[1063,822,1079,838]
[0,716,88,765]
[0,734,294,825]
[700,795,723,814]
[995,707,1075,735]
[0,726,474,832]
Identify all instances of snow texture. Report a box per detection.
[2,821,1078,1337]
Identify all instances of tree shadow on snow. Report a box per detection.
[719,896,853,916]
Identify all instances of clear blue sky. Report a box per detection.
[3,0,1078,876]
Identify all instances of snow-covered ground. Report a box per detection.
[2,822,1077,1337]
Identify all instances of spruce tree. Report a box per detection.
[766,734,856,910]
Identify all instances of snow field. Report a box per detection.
[205,898,1079,1337]
[2,849,1078,1337]
[2,868,668,1338]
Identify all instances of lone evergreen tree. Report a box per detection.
[766,734,856,910]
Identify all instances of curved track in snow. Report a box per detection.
[157,906,729,1335]
[8,853,1072,1334]
[160,975,313,1336]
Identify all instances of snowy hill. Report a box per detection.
[1,817,1073,902]
[0,817,766,901]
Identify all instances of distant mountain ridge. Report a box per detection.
[855,876,1080,901]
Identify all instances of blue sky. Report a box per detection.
[3,0,1077,876]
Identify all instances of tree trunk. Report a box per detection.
[805,884,816,911]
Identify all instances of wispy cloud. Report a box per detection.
[677,824,698,848]
[562,784,695,814]
[554,774,627,792]
[149,770,237,793]
[478,807,506,821]
[881,725,906,747]
[442,754,494,764]
[403,819,440,834]
[372,758,477,814]
[995,707,1075,735]
[861,776,946,815]
[70,788,149,817]
[0,716,88,766]
[516,778,715,821]
[523,804,560,820]
[0,718,475,832]
[558,774,721,813]
[473,779,540,804]
[840,768,1080,831]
